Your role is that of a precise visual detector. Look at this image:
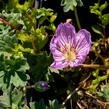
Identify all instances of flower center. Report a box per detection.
[65,44,76,61]
[60,44,76,61]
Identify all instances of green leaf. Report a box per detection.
[0,93,10,108]
[50,15,57,23]
[11,72,27,87]
[92,69,99,77]
[30,99,46,109]
[65,0,77,12]
[0,71,4,77]
[90,3,99,10]
[91,9,101,16]
[101,14,109,26]
[49,67,59,74]
[13,44,34,54]
[0,71,7,90]
[99,1,108,12]
[17,33,32,42]
[76,0,83,7]
[33,27,48,50]
[8,0,33,11]
[99,75,108,81]
[0,53,29,87]
[47,99,61,109]
[92,25,103,36]
[47,24,56,32]
[0,23,17,52]
[27,52,51,82]
[12,88,23,105]
[12,103,19,109]
[90,3,101,16]
[16,58,30,73]
[61,0,83,12]
[30,102,36,109]
[96,92,103,97]
[103,87,109,101]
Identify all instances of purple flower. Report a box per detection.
[50,23,91,69]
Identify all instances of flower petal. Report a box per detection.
[50,35,65,62]
[69,29,91,67]
[75,29,91,55]
[69,55,86,67]
[50,61,68,69]
[50,35,58,51]
[52,50,65,62]
[56,23,76,47]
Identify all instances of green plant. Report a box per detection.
[88,70,108,94]
[0,2,56,108]
[96,85,109,102]
[90,1,109,37]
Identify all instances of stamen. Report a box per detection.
[60,47,65,53]
[65,44,76,61]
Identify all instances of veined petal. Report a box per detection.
[50,61,68,69]
[53,56,65,62]
[52,49,64,56]
[56,23,76,36]
[50,36,64,56]
[69,55,86,67]
[50,36,58,50]
[52,49,65,62]
[50,35,65,53]
[70,29,91,67]
[55,23,76,47]
[75,29,91,55]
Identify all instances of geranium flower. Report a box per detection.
[50,23,91,69]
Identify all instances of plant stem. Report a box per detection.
[62,85,80,107]
[70,99,73,109]
[26,85,35,89]
[74,7,81,29]
[0,18,23,31]
[61,73,91,107]
[0,18,17,30]
[80,64,109,70]
[32,35,37,54]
